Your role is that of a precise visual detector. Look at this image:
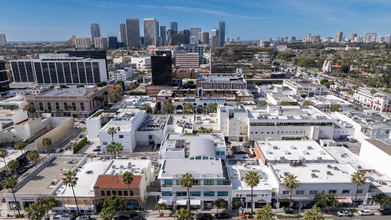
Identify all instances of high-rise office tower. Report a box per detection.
[0,34,6,46]
[183,30,190,44]
[160,26,167,45]
[370,33,377,42]
[151,51,172,86]
[94,37,108,49]
[75,37,92,49]
[237,37,240,42]
[108,36,118,49]
[125,18,141,48]
[336,32,343,42]
[144,18,159,47]
[211,28,219,47]
[170,22,178,33]
[292,37,296,41]
[0,56,9,91]
[305,33,311,42]
[351,33,357,41]
[90,23,101,43]
[386,35,391,43]
[198,32,209,44]
[119,23,126,43]
[219,21,225,47]
[190,28,201,44]
[363,32,371,43]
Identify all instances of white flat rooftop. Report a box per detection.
[0,150,23,170]
[249,106,332,120]
[271,163,357,183]
[105,159,150,176]
[56,160,110,197]
[323,146,370,170]
[160,159,223,178]
[256,140,335,162]
[228,164,278,191]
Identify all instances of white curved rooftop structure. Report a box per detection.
[189,138,215,158]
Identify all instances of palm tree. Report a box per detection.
[7,159,19,177]
[244,171,260,213]
[348,89,354,96]
[351,171,366,208]
[2,176,20,215]
[0,149,9,175]
[283,174,300,210]
[140,103,152,114]
[257,100,267,106]
[23,104,36,118]
[38,196,57,218]
[27,150,40,167]
[114,142,124,158]
[62,171,80,214]
[121,171,134,213]
[179,173,194,211]
[183,103,194,114]
[206,103,217,113]
[25,202,46,220]
[280,101,291,106]
[42,137,52,156]
[107,127,117,144]
[303,205,324,220]
[352,85,358,91]
[106,144,115,158]
[302,100,313,106]
[370,89,377,96]
[66,105,74,117]
[255,204,275,220]
[162,103,175,114]
[14,140,27,162]
[173,208,193,220]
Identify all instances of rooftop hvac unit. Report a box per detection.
[311,173,317,178]
[327,165,332,169]
[317,157,322,160]
[120,165,124,169]
[273,146,278,149]
[112,165,116,169]
[333,166,339,170]
[307,146,312,149]
[327,171,332,175]
[280,156,285,160]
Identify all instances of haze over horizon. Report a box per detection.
[2,0,391,41]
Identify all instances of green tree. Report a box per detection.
[244,171,260,213]
[179,173,194,211]
[283,174,300,210]
[2,176,20,215]
[186,80,194,84]
[42,137,52,156]
[206,103,217,113]
[303,205,324,220]
[7,159,19,177]
[121,171,134,213]
[0,149,9,175]
[23,104,36,118]
[330,104,341,112]
[66,105,74,116]
[114,142,124,158]
[324,82,331,88]
[173,208,193,220]
[313,192,340,208]
[106,144,115,158]
[25,201,46,220]
[255,204,275,220]
[101,194,123,217]
[352,86,358,91]
[348,89,354,96]
[215,198,227,213]
[37,196,58,218]
[335,87,341,92]
[372,193,391,206]
[320,79,328,85]
[257,100,267,106]
[62,171,80,214]
[370,89,377,96]
[351,171,366,208]
[14,140,27,162]
[236,101,245,106]
[183,103,194,114]
[27,150,40,167]
[107,127,117,144]
[280,101,291,106]
[162,103,175,114]
[155,203,167,213]
[140,103,153,114]
[302,100,313,106]
[99,208,116,220]
[340,65,350,73]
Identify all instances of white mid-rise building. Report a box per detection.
[217,105,249,141]
[113,67,133,81]
[75,37,92,49]
[306,95,353,112]
[94,36,108,49]
[131,57,151,70]
[0,34,6,46]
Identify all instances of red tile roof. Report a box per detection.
[94,175,141,189]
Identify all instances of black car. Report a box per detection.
[114,216,129,220]
[342,144,348,148]
[18,168,27,174]
[215,213,229,219]
[79,134,84,138]
[195,213,213,220]
[379,209,391,215]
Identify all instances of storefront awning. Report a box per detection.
[176,200,187,205]
[158,199,172,205]
[191,200,201,205]
[338,199,352,203]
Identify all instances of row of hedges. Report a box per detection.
[73,137,88,153]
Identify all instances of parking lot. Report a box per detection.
[335,139,362,155]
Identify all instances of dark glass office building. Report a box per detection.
[0,57,10,91]
[151,51,172,86]
[108,36,118,49]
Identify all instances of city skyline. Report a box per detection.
[1,0,391,42]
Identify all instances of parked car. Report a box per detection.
[357,210,374,216]
[337,210,353,217]
[50,215,62,220]
[92,149,101,152]
[1,197,5,203]
[195,214,213,220]
[342,144,348,148]
[214,213,229,219]
[79,134,84,138]
[24,162,34,168]
[114,216,128,220]
[56,148,64,153]
[65,146,72,150]
[379,209,391,215]
[18,168,27,174]
[76,215,91,220]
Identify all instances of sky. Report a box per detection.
[1,0,391,42]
